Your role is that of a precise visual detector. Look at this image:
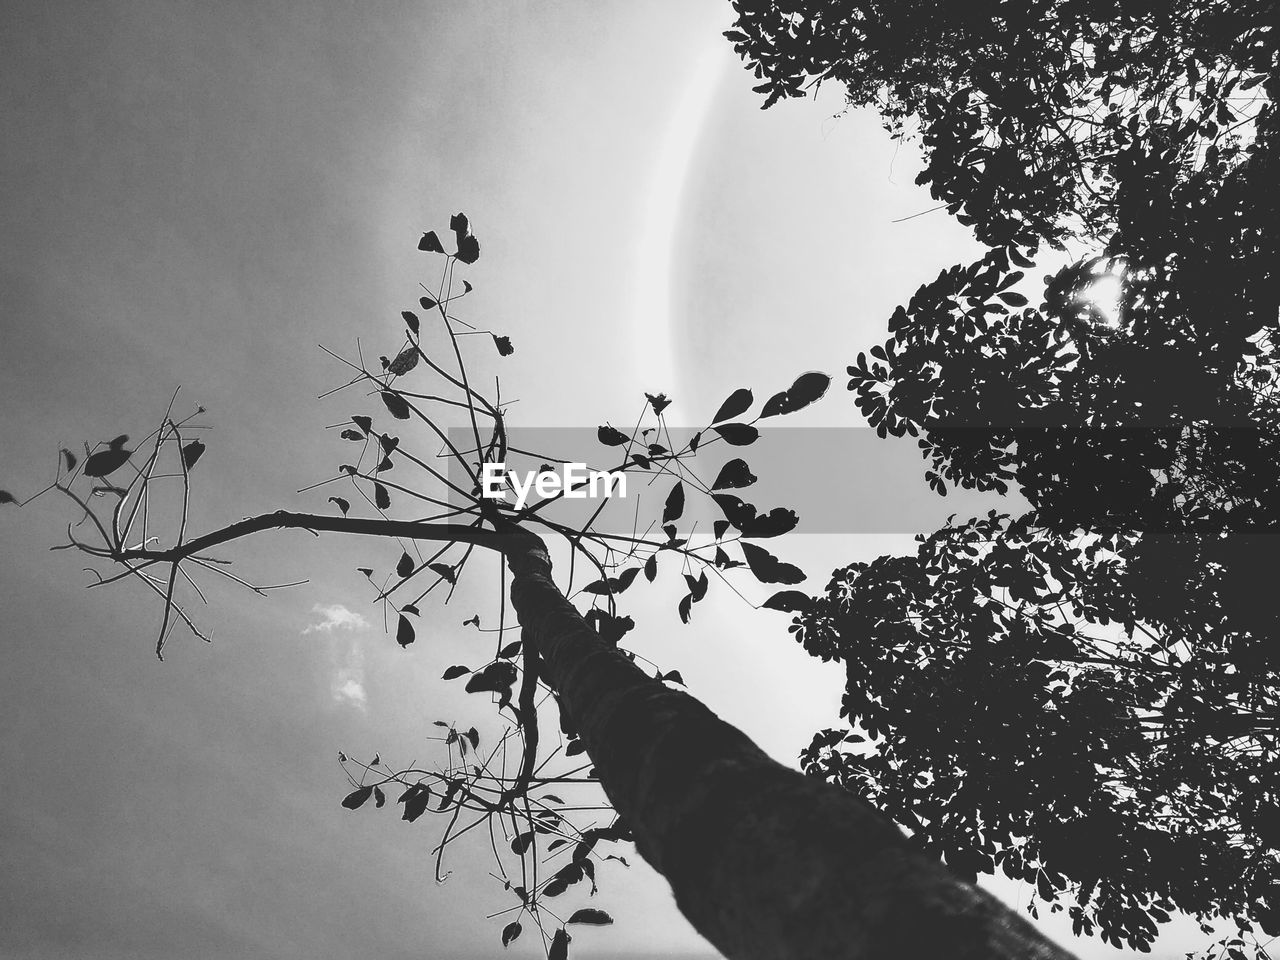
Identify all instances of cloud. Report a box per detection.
[302,603,369,634]
[331,658,367,710]
[303,604,370,710]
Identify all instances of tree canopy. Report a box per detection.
[731,1,1280,956]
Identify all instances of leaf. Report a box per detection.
[419,295,437,310]
[456,235,480,264]
[357,567,374,578]
[740,507,798,539]
[401,604,419,615]
[762,590,812,613]
[568,908,614,926]
[401,784,432,822]
[678,594,693,624]
[741,542,805,584]
[396,615,416,647]
[428,562,456,584]
[712,387,753,424]
[685,570,709,602]
[61,448,78,472]
[645,392,671,415]
[760,371,831,417]
[597,425,629,446]
[662,482,685,524]
[511,831,536,855]
[498,640,522,658]
[712,458,756,490]
[492,334,514,356]
[549,928,570,960]
[374,483,391,510]
[352,415,372,435]
[449,212,470,244]
[713,423,758,446]
[374,786,386,808]
[179,439,206,470]
[381,391,411,419]
[643,554,657,582]
[565,739,588,757]
[328,496,350,515]
[465,661,518,699]
[84,446,132,478]
[418,230,445,253]
[465,727,479,749]
[402,310,420,335]
[442,665,470,680]
[388,345,419,376]
[340,429,363,441]
[0,490,16,505]
[341,786,373,810]
[998,291,1029,307]
[396,551,415,579]
[501,921,522,947]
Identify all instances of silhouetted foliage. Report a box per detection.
[731,2,1280,956]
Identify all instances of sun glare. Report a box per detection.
[1078,271,1125,328]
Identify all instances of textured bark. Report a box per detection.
[507,539,1079,960]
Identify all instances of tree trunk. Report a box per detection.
[506,539,1079,960]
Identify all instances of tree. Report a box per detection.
[1,219,1081,960]
[729,1,1279,956]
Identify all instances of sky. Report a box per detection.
[0,2,1208,959]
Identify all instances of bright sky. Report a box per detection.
[0,2,1205,959]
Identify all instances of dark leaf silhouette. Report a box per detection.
[373,786,386,808]
[498,639,522,659]
[567,908,614,926]
[739,507,799,539]
[328,496,350,515]
[760,372,830,417]
[712,458,757,490]
[549,928,570,960]
[403,310,420,335]
[61,448,77,472]
[352,415,372,435]
[84,437,132,478]
[663,482,685,524]
[492,334,514,356]
[374,483,391,510]
[399,783,432,822]
[455,235,480,264]
[597,425,629,446]
[662,670,685,686]
[340,429,363,441]
[418,231,445,253]
[396,551,414,579]
[645,392,671,415]
[678,594,693,624]
[428,562,456,584]
[643,554,657,582]
[401,604,419,615]
[388,345,418,376]
[762,590,811,613]
[342,786,373,810]
[0,490,15,505]
[181,440,206,470]
[395,615,415,647]
[381,391,411,420]
[712,423,758,446]
[741,542,805,584]
[465,661,518,698]
[442,665,470,681]
[501,921,522,947]
[712,387,753,423]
